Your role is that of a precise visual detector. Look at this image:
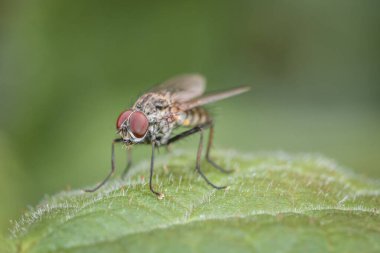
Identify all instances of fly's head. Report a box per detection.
[116,110,149,145]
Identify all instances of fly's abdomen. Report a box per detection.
[180,107,210,127]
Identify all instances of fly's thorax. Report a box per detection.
[133,92,172,114]
[178,107,210,127]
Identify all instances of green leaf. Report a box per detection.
[6,150,380,253]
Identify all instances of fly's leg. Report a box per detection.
[206,124,233,173]
[121,148,132,180]
[167,122,227,189]
[85,138,123,192]
[149,141,164,199]
[196,128,227,189]
[166,122,210,145]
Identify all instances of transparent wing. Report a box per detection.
[182,86,251,110]
[151,74,206,102]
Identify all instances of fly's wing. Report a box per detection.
[151,74,206,102]
[182,86,251,110]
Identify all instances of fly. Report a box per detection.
[85,74,250,199]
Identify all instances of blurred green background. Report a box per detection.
[0,0,379,232]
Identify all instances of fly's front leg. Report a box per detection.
[85,138,124,192]
[149,141,165,199]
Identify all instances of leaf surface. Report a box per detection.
[6,151,380,253]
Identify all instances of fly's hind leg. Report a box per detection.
[167,122,227,189]
[205,123,233,174]
[196,128,227,189]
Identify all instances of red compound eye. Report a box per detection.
[129,111,149,138]
[116,110,132,129]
